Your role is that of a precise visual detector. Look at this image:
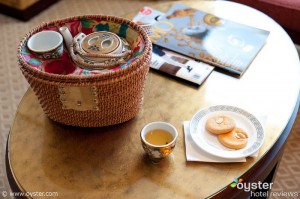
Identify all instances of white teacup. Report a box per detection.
[27,30,64,59]
[141,122,178,163]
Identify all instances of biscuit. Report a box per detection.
[218,127,248,150]
[205,115,236,134]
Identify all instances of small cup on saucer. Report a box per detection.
[141,121,178,163]
[27,30,63,59]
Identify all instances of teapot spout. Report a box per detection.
[59,26,73,52]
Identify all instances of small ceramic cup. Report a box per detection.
[141,121,178,163]
[27,30,63,59]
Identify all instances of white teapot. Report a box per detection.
[59,27,131,70]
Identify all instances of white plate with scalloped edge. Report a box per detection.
[189,105,264,159]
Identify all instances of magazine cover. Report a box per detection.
[131,6,165,25]
[153,4,270,75]
[151,45,214,85]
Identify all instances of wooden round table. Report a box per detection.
[6,1,300,198]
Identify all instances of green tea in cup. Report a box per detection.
[145,129,174,145]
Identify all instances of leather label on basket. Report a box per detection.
[58,85,99,111]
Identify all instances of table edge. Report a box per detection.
[209,90,300,198]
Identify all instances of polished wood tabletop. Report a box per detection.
[7,1,300,198]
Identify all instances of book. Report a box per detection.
[151,45,214,85]
[152,4,270,76]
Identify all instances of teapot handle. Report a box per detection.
[69,45,128,69]
[74,41,131,59]
[73,32,131,59]
[91,36,113,50]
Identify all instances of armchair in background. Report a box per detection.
[228,0,300,44]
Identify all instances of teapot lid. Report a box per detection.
[81,32,121,54]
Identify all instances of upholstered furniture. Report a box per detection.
[229,0,300,44]
[0,0,59,21]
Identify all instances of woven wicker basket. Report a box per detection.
[18,15,152,127]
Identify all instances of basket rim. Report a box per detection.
[21,55,150,86]
[17,14,152,81]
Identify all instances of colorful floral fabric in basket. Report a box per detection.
[21,18,146,76]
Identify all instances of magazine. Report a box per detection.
[132,7,214,85]
[132,6,165,26]
[152,4,270,75]
[151,45,214,85]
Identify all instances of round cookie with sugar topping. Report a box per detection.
[205,115,236,134]
[218,127,249,150]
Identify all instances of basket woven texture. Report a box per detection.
[17,15,152,127]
